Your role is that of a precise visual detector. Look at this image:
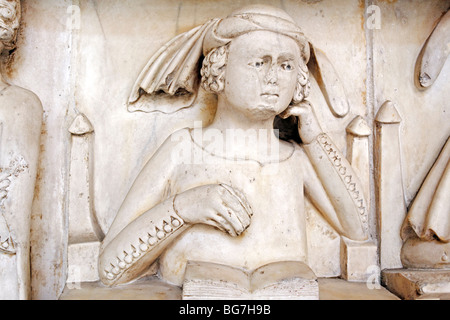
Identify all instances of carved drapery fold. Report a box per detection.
[402,137,450,243]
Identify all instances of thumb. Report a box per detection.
[279,101,313,119]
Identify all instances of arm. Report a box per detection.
[99,194,188,286]
[282,101,368,240]
[303,133,368,240]
[99,130,252,286]
[99,182,253,286]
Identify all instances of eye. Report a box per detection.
[250,60,265,68]
[281,62,293,71]
[255,61,264,68]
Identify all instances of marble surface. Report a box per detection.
[59,277,399,300]
[0,0,447,300]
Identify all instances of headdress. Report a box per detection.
[128,5,349,118]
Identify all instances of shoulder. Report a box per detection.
[288,140,307,160]
[156,128,193,153]
[166,127,193,144]
[3,85,43,115]
[150,128,194,166]
[0,86,43,135]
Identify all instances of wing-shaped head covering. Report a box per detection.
[415,9,450,89]
[128,5,309,108]
[128,4,349,118]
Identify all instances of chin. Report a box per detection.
[249,104,280,120]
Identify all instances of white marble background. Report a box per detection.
[4,0,448,299]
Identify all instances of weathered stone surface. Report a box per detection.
[0,0,447,300]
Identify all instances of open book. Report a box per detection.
[182,260,319,300]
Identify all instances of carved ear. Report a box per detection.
[128,19,219,112]
[415,10,450,89]
[307,43,350,118]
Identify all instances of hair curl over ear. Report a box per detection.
[0,0,20,52]
[200,44,311,104]
[200,45,229,94]
[292,61,311,104]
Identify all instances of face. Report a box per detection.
[222,30,300,121]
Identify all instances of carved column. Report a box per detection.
[375,101,406,270]
[67,114,103,286]
[340,116,377,283]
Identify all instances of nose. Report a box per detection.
[264,64,278,85]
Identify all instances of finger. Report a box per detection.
[279,109,293,119]
[219,184,253,217]
[230,187,253,217]
[220,193,251,230]
[293,101,313,114]
[214,212,239,237]
[205,213,240,236]
[219,187,252,232]
[204,217,228,234]
[216,198,250,236]
[280,103,312,118]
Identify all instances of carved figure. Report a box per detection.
[415,9,450,89]
[399,10,450,270]
[0,0,43,299]
[400,122,449,269]
[99,5,368,287]
[400,137,449,269]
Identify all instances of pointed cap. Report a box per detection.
[375,100,402,124]
[346,116,371,137]
[69,114,94,135]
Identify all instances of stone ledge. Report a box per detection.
[59,277,399,300]
[59,276,182,300]
[318,278,399,300]
[382,269,450,300]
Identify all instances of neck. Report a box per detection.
[210,96,277,135]
[198,96,287,162]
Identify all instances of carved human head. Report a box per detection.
[0,0,20,54]
[200,5,311,107]
[201,42,310,105]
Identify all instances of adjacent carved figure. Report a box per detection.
[398,9,450,270]
[99,5,368,287]
[0,0,43,299]
[414,9,450,89]
[401,137,450,269]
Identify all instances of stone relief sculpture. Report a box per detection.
[98,5,369,291]
[381,8,449,300]
[401,138,450,269]
[414,9,449,89]
[0,0,43,300]
[400,9,450,269]
[127,7,351,119]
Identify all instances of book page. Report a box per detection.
[182,261,252,299]
[250,261,317,291]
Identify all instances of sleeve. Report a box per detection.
[99,129,192,285]
[302,133,368,241]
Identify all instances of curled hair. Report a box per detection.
[200,44,310,104]
[292,61,311,104]
[200,45,229,93]
[0,0,20,51]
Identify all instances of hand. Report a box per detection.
[174,184,253,236]
[280,100,323,144]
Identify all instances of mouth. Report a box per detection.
[261,93,279,98]
[260,93,279,103]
